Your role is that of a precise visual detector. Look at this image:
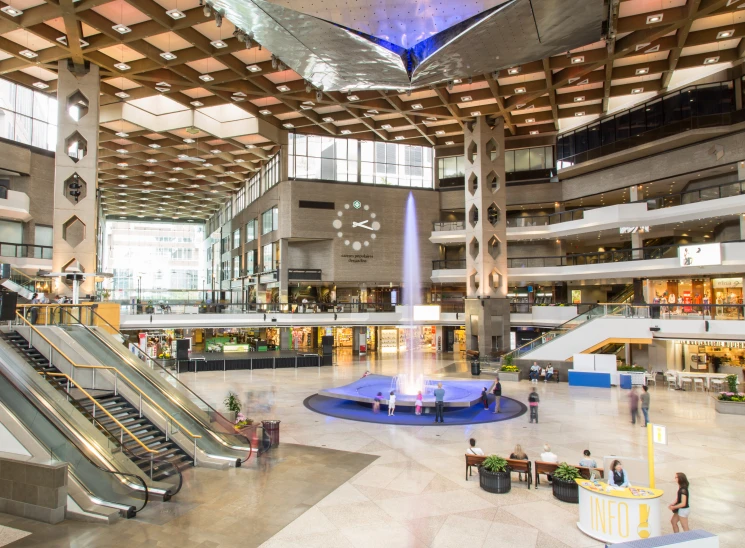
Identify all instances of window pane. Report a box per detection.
[0,79,15,111]
[33,91,48,121]
[14,114,31,144]
[545,146,554,168]
[529,147,545,170]
[514,149,529,171]
[15,86,32,117]
[504,150,514,173]
[0,110,14,141]
[32,118,46,149]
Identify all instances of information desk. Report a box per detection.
[576,479,664,544]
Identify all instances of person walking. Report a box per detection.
[434,382,445,423]
[630,386,640,425]
[492,375,502,413]
[388,391,396,416]
[640,385,650,426]
[669,472,690,533]
[528,387,539,423]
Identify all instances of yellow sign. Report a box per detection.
[652,424,666,445]
[590,496,630,538]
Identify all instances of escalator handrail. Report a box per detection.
[0,364,150,516]
[61,308,252,459]
[16,312,203,443]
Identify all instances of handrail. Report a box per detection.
[15,312,202,442]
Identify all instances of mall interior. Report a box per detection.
[0,0,744,546]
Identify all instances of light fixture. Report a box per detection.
[646,14,662,24]
[160,51,177,61]
[116,148,128,154]
[112,24,131,34]
[115,131,129,137]
[394,135,405,140]
[340,129,352,135]
[507,67,521,75]
[117,162,128,167]
[19,49,38,59]
[514,87,526,94]
[118,174,128,179]
[460,95,472,102]
[143,181,152,185]
[574,96,584,102]
[571,56,584,64]
[199,74,214,82]
[276,84,290,92]
[235,158,245,163]
[631,87,644,94]
[411,103,423,109]
[146,158,157,163]
[445,140,455,145]
[717,29,734,39]
[190,101,204,107]
[115,91,130,99]
[32,81,49,90]
[635,67,649,75]
[173,166,183,171]
[447,80,454,91]
[144,171,155,175]
[435,130,445,135]
[568,77,579,84]
[114,62,131,71]
[470,111,481,116]
[166,8,185,19]
[210,149,221,154]
[259,109,272,115]
[196,174,205,178]
[0,5,22,16]
[381,124,393,130]
[316,90,323,101]
[530,130,539,135]
[210,40,227,48]
[525,118,535,123]
[246,64,261,72]
[704,56,720,64]
[283,123,294,128]
[347,94,359,101]
[322,116,334,123]
[366,109,378,116]
[574,111,585,116]
[118,184,127,188]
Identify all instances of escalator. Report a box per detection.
[2,331,192,483]
[32,307,256,464]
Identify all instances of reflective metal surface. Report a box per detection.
[213,0,605,91]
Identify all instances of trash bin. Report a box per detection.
[471,360,481,376]
[262,420,281,448]
[619,374,632,389]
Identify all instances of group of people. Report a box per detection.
[528,362,555,383]
[629,385,651,426]
[372,382,447,422]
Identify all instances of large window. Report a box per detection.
[233,185,246,214]
[262,243,275,271]
[0,78,57,152]
[233,256,240,279]
[262,207,278,234]
[504,146,554,173]
[245,250,255,275]
[245,219,256,242]
[264,153,280,191]
[289,134,433,188]
[247,172,260,204]
[233,229,240,249]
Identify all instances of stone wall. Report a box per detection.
[0,456,67,523]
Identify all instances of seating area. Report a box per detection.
[465,455,602,489]
[534,461,604,488]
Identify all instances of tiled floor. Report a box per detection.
[2,350,744,547]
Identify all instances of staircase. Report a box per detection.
[1,331,192,482]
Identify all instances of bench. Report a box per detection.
[534,460,603,489]
[465,454,532,489]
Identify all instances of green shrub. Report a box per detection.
[503,354,514,367]
[224,392,241,413]
[481,455,509,473]
[726,374,738,394]
[617,366,646,372]
[553,462,582,482]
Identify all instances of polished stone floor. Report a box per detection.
[2,350,745,547]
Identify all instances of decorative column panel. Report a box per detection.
[53,61,100,297]
[463,117,510,356]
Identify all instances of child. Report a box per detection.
[388,391,396,416]
[528,387,540,423]
[415,391,423,415]
[481,387,489,409]
[373,392,382,414]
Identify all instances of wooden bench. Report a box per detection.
[465,454,532,489]
[534,460,603,489]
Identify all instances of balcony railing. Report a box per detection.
[507,243,677,268]
[507,208,586,228]
[0,241,52,260]
[642,179,745,210]
[433,221,465,231]
[432,259,466,270]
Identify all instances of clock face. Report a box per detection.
[332,202,381,251]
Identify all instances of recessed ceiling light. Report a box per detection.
[156,86,170,92]
[173,167,183,171]
[347,94,359,101]
[394,135,405,140]
[115,131,129,137]
[112,24,131,34]
[507,67,521,75]
[460,95,472,102]
[0,6,22,16]
[211,189,218,193]
[190,101,203,107]
[717,29,734,39]
[340,129,352,135]
[365,109,378,116]
[32,81,49,89]
[160,51,177,61]
[210,149,221,154]
[435,130,445,135]
[199,74,214,82]
[574,96,584,102]
[381,124,393,130]
[704,56,720,65]
[514,87,526,94]
[445,140,455,145]
[574,111,585,116]
[117,162,128,167]
[470,111,481,116]
[146,158,157,163]
[411,103,423,109]
[635,67,649,75]
[183,138,195,144]
[646,14,662,24]
[235,158,245,163]
[19,49,38,59]
[115,91,130,99]
[635,43,651,51]
[246,64,261,72]
[210,40,227,48]
[530,130,539,135]
[116,148,128,154]
[452,79,462,85]
[196,174,205,178]
[299,103,312,109]
[259,109,272,115]
[525,118,535,123]
[145,171,155,175]
[118,175,128,179]
[169,178,178,182]
[114,62,130,71]
[322,116,334,123]
[149,143,161,149]
[143,181,152,186]
[631,87,644,94]
[118,184,127,188]
[571,56,584,64]
[165,8,185,19]
[568,77,579,84]
[276,84,290,92]
[283,123,294,128]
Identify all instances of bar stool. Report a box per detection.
[665,373,677,389]
[645,373,657,387]
[709,378,725,392]
[693,377,705,392]
[680,376,693,391]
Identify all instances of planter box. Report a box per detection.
[552,477,579,503]
[715,397,745,415]
[497,371,520,382]
[479,467,511,494]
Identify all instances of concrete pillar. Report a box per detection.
[463,116,510,356]
[625,343,632,366]
[280,327,290,350]
[629,185,639,202]
[52,61,100,297]
[740,213,745,240]
[353,326,367,355]
[278,238,288,304]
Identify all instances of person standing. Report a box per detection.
[388,391,396,416]
[669,472,690,533]
[480,387,489,409]
[415,391,423,416]
[492,376,502,413]
[630,386,640,425]
[434,382,445,423]
[528,387,539,423]
[640,385,650,426]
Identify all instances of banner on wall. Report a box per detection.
[678,243,721,267]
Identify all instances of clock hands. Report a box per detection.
[352,220,374,230]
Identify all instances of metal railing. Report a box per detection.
[0,241,52,260]
[641,179,745,210]
[507,208,586,228]
[432,259,466,270]
[507,243,677,268]
[433,221,465,231]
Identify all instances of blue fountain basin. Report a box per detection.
[318,374,491,408]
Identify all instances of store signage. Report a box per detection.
[679,243,721,267]
[675,339,745,348]
[620,226,649,234]
[652,424,667,445]
[411,305,440,321]
[341,253,374,264]
[713,278,742,288]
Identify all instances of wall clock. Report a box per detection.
[332,201,380,251]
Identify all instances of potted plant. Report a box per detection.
[498,355,520,381]
[224,391,241,423]
[479,455,511,494]
[552,462,582,503]
[714,375,745,415]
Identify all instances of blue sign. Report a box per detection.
[527,286,533,293]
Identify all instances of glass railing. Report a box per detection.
[641,180,745,210]
[507,209,586,228]
[507,243,677,268]
[433,221,465,231]
[117,302,396,314]
[432,259,466,270]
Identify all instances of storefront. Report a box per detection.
[676,339,745,375]
[647,277,742,318]
[291,326,313,349]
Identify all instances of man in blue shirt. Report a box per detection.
[434,382,445,423]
